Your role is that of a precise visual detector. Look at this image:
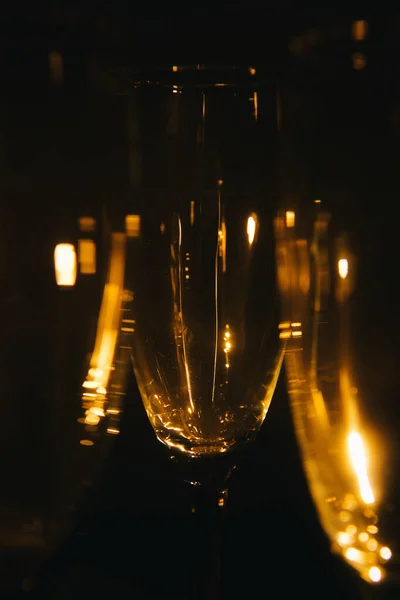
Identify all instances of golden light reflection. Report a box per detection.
[247,214,257,246]
[78,239,96,274]
[367,524,378,535]
[286,210,295,228]
[338,258,349,279]
[253,91,258,121]
[368,566,382,583]
[126,214,141,237]
[223,326,232,368]
[347,431,375,505]
[366,538,378,552]
[81,233,126,425]
[352,20,368,41]
[54,243,77,286]
[107,427,120,435]
[345,547,363,563]
[218,219,227,272]
[79,216,96,232]
[282,214,393,586]
[380,547,392,560]
[314,199,321,204]
[190,201,195,225]
[248,67,256,76]
[337,531,353,547]
[172,65,179,72]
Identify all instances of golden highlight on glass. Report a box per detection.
[276,208,394,584]
[126,76,284,458]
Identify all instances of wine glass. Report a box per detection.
[277,17,400,598]
[124,65,284,598]
[0,51,132,595]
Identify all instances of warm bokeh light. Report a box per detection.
[54,243,77,286]
[345,547,362,562]
[352,20,368,41]
[352,52,367,70]
[337,531,352,547]
[247,214,257,245]
[347,432,375,505]
[79,216,96,232]
[338,258,349,279]
[380,546,392,560]
[248,67,256,76]
[78,239,96,274]
[368,566,382,583]
[286,210,295,228]
[126,214,141,237]
[190,200,195,225]
[366,538,378,552]
[172,65,178,72]
[253,91,258,121]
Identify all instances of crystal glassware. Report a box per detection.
[0,51,132,595]
[277,17,400,598]
[124,65,284,598]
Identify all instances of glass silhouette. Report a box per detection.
[277,18,400,597]
[126,66,284,458]
[124,66,284,599]
[0,52,131,595]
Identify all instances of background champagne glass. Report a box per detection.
[277,17,400,598]
[0,51,132,595]
[124,65,284,598]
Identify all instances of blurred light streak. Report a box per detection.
[78,239,96,274]
[54,243,77,286]
[347,431,375,505]
[253,91,258,121]
[219,219,227,272]
[82,233,126,424]
[286,211,295,228]
[247,214,257,245]
[338,258,349,279]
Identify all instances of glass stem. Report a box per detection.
[191,480,227,600]
[191,483,224,600]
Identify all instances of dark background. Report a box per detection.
[1,6,377,599]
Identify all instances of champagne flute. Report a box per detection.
[277,17,400,598]
[124,65,284,598]
[0,51,132,595]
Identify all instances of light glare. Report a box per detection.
[54,243,77,286]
